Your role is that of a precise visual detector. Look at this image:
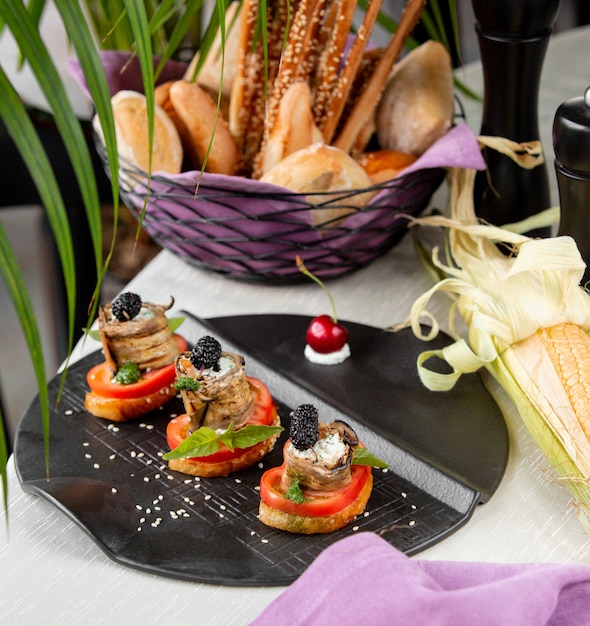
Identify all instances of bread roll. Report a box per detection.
[168,79,239,175]
[154,80,182,126]
[84,384,177,422]
[257,81,323,177]
[356,149,418,184]
[183,1,240,100]
[94,90,183,176]
[376,40,454,156]
[156,80,230,125]
[260,143,376,227]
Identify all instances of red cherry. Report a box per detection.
[306,315,349,354]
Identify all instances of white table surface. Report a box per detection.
[2,24,590,626]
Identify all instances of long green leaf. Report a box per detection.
[122,0,154,150]
[121,0,155,231]
[148,0,178,48]
[154,0,209,79]
[2,1,103,347]
[0,70,76,324]
[0,68,77,477]
[54,0,122,325]
[421,0,450,50]
[144,0,169,54]
[88,0,134,50]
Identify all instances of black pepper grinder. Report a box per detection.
[554,87,590,286]
[471,0,561,237]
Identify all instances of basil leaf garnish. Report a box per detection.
[163,427,220,460]
[219,423,283,452]
[353,447,389,468]
[163,423,283,460]
[87,328,101,342]
[168,317,185,333]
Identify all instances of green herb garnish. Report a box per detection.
[162,422,284,460]
[285,476,305,504]
[353,447,389,469]
[175,376,201,391]
[114,362,141,385]
[87,328,101,342]
[168,316,185,333]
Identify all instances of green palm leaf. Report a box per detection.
[54,0,122,322]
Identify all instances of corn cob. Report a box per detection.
[503,323,590,516]
[407,156,590,532]
[533,323,590,450]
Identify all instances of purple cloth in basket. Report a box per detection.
[251,533,590,626]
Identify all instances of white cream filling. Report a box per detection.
[134,306,155,320]
[304,343,351,365]
[291,431,347,464]
[201,354,235,378]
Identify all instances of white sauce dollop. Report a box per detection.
[304,343,351,365]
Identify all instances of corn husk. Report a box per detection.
[406,150,590,533]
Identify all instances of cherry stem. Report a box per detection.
[296,256,338,323]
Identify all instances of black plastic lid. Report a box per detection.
[553,87,590,174]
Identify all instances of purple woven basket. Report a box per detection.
[96,122,484,283]
[71,51,485,282]
[70,52,484,282]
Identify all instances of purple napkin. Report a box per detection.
[251,533,590,626]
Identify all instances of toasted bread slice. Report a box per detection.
[259,472,373,534]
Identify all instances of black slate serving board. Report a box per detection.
[14,313,508,586]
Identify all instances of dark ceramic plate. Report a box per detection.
[14,313,508,586]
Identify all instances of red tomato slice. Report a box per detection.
[166,376,276,463]
[259,458,371,517]
[87,334,187,399]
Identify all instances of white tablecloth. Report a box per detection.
[2,24,590,626]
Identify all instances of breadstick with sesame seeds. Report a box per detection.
[233,1,312,176]
[311,0,358,127]
[338,48,383,156]
[294,0,331,87]
[265,0,319,132]
[320,0,383,143]
[333,0,426,154]
[252,0,328,179]
[230,1,289,176]
[229,0,260,154]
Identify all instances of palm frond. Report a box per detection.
[54,0,124,325]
